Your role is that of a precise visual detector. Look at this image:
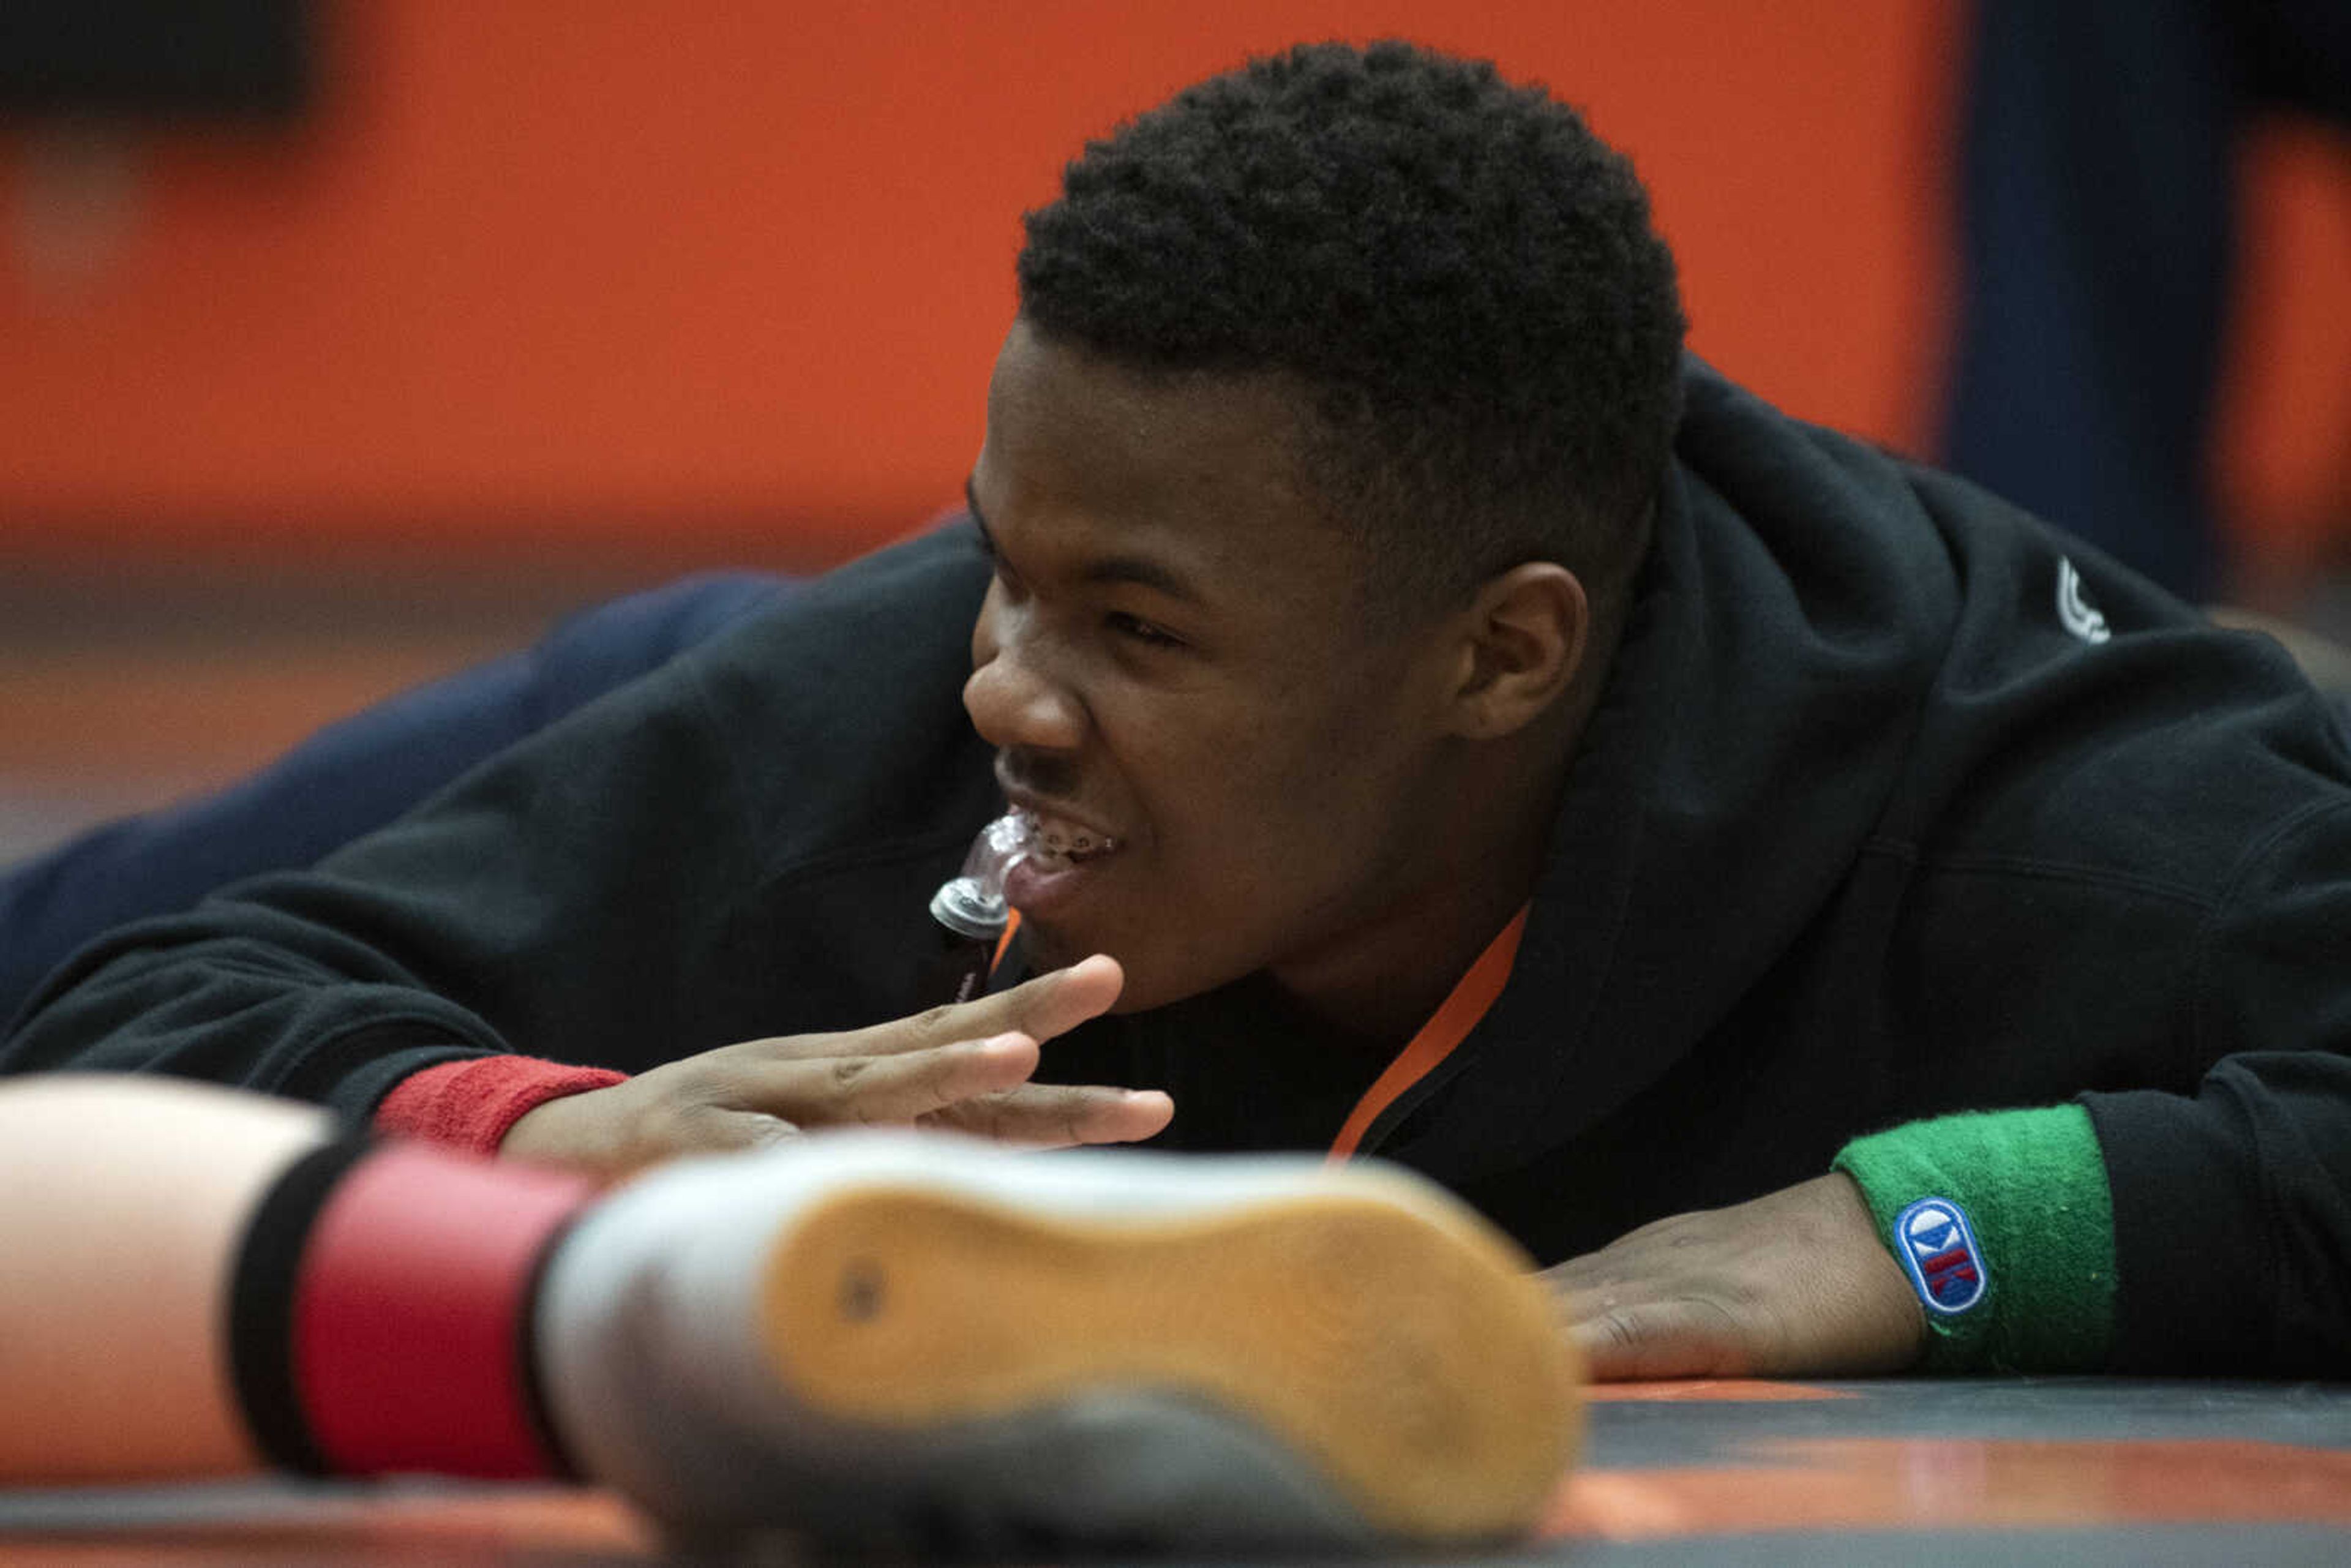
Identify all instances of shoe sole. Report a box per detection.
[756,1179,1582,1542]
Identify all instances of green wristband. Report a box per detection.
[1832,1104,2116,1374]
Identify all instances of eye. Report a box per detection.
[1106,611,1183,649]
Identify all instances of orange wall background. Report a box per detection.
[1,1,2342,576]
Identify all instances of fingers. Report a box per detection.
[679,956,1146,1148]
[740,955,1127,1065]
[715,1037,1171,1148]
[989,953,1127,1043]
[885,953,1123,1051]
[1554,1291,1752,1382]
[926,1085,1175,1149]
[732,1032,1046,1126]
[891,954,1128,1052]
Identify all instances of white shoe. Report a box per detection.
[537,1131,1581,1553]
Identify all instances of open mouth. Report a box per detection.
[1009,808,1120,874]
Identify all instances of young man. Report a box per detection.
[7,42,2348,1381]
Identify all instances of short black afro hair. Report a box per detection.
[1018,40,1686,613]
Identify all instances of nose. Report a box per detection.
[965,585,1087,752]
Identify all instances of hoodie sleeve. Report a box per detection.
[0,647,763,1123]
[2079,796,2351,1376]
[0,572,789,1031]
[1,527,997,1125]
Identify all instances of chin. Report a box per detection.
[1100,966,1213,1015]
[1018,918,1225,1013]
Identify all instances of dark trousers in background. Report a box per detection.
[1943,0,2351,602]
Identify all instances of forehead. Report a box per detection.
[972,324,1359,591]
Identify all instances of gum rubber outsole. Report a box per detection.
[757,1182,1583,1541]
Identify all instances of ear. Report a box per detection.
[1441,563,1588,740]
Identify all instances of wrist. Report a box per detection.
[1832,1103,2116,1373]
[1821,1170,1932,1370]
[499,1087,618,1168]
[375,1055,628,1158]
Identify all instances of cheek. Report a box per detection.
[1104,639,1422,864]
[1144,703,1392,879]
[1265,677,1444,868]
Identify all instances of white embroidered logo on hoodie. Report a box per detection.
[2057,557,2111,645]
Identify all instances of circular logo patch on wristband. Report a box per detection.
[1893,1196,1989,1315]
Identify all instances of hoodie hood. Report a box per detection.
[1376,362,1963,1185]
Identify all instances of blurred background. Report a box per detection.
[4,0,2348,865]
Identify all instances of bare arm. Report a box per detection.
[0,1076,331,1480]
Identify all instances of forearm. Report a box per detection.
[0,892,515,1116]
[0,1077,333,1480]
[1544,1105,2119,1379]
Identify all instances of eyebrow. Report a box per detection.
[963,478,1205,606]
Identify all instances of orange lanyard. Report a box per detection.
[1326,905,1528,1161]
[993,902,1528,1162]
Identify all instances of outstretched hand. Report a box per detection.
[1542,1172,1925,1380]
[501,955,1172,1176]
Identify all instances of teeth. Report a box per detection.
[1014,809,1117,862]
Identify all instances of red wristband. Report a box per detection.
[375,1055,628,1155]
[291,1143,595,1478]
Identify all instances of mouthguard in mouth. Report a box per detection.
[929,809,1123,939]
[1018,808,1120,871]
[929,813,1035,940]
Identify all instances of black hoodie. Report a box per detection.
[9,364,2349,1375]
